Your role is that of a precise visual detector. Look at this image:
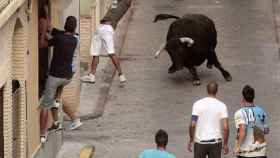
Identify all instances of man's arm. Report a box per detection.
[188,115,198,152]
[51,28,64,36]
[39,19,48,47]
[236,124,246,153]
[48,37,55,47]
[263,110,270,134]
[222,118,229,154]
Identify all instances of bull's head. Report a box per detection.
[154,37,194,59]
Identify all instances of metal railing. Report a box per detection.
[0,0,25,28]
[0,0,11,13]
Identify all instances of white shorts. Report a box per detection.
[90,33,115,56]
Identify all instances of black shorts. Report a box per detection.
[194,142,222,158]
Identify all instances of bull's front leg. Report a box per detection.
[188,67,201,86]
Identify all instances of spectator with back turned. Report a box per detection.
[139,129,176,158]
[188,81,229,158]
[80,17,126,84]
[234,85,269,158]
[39,16,82,144]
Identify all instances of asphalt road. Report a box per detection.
[60,0,280,157]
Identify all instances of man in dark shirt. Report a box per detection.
[39,16,80,143]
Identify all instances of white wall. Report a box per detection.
[62,0,80,32]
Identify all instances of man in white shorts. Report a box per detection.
[81,17,126,84]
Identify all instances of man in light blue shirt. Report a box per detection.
[139,129,176,158]
[234,85,269,158]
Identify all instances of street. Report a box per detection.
[59,0,280,157]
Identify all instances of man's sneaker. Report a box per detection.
[119,74,127,83]
[48,121,63,131]
[69,119,83,130]
[40,135,47,144]
[53,100,61,108]
[80,73,96,83]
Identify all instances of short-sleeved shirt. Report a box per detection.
[234,106,269,157]
[192,97,228,142]
[90,24,115,56]
[139,149,176,158]
[48,28,78,79]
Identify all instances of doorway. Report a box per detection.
[38,0,51,98]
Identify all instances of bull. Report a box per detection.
[154,13,232,85]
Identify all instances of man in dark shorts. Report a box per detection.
[188,81,229,158]
[39,16,81,143]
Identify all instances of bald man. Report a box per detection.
[188,81,229,158]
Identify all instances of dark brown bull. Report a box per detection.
[154,13,232,85]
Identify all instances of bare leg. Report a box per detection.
[188,67,201,86]
[51,86,63,122]
[40,108,49,135]
[55,86,63,101]
[51,108,58,123]
[109,54,122,75]
[90,56,99,74]
[62,98,77,121]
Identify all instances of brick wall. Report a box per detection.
[0,3,29,158]
[80,16,92,68]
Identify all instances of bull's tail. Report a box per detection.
[153,14,180,23]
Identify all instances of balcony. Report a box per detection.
[0,0,9,13]
[0,0,25,28]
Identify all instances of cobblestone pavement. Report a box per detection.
[58,0,280,157]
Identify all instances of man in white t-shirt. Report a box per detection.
[81,17,126,84]
[234,85,269,158]
[188,81,229,158]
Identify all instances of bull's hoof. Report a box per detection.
[192,80,201,86]
[225,75,232,82]
[222,71,232,82]
[168,65,183,73]
[168,67,177,73]
[207,63,213,69]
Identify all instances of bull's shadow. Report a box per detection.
[154,13,232,86]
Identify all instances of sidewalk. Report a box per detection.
[57,0,280,157]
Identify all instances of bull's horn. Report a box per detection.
[154,42,166,59]
[179,37,194,47]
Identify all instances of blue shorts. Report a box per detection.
[40,75,71,109]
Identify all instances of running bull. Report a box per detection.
[154,14,232,85]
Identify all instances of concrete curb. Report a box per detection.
[79,1,134,121]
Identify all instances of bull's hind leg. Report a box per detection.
[211,53,232,81]
[206,50,216,69]
[216,65,232,81]
[188,67,201,86]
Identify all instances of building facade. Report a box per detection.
[0,0,80,158]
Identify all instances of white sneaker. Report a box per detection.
[69,119,83,130]
[40,135,47,144]
[119,74,127,83]
[80,73,96,83]
[53,100,61,108]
